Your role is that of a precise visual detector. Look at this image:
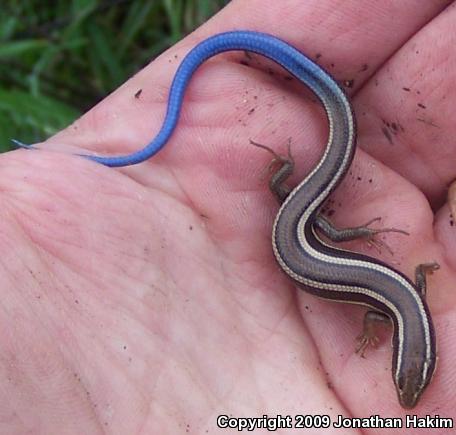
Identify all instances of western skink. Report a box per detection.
[17,31,437,408]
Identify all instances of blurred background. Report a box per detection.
[0,0,228,152]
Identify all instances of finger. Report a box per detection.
[354,3,455,202]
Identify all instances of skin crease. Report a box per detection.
[2,0,456,433]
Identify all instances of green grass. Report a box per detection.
[0,0,228,152]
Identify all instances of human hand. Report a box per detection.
[2,1,455,433]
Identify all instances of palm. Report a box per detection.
[3,1,454,433]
